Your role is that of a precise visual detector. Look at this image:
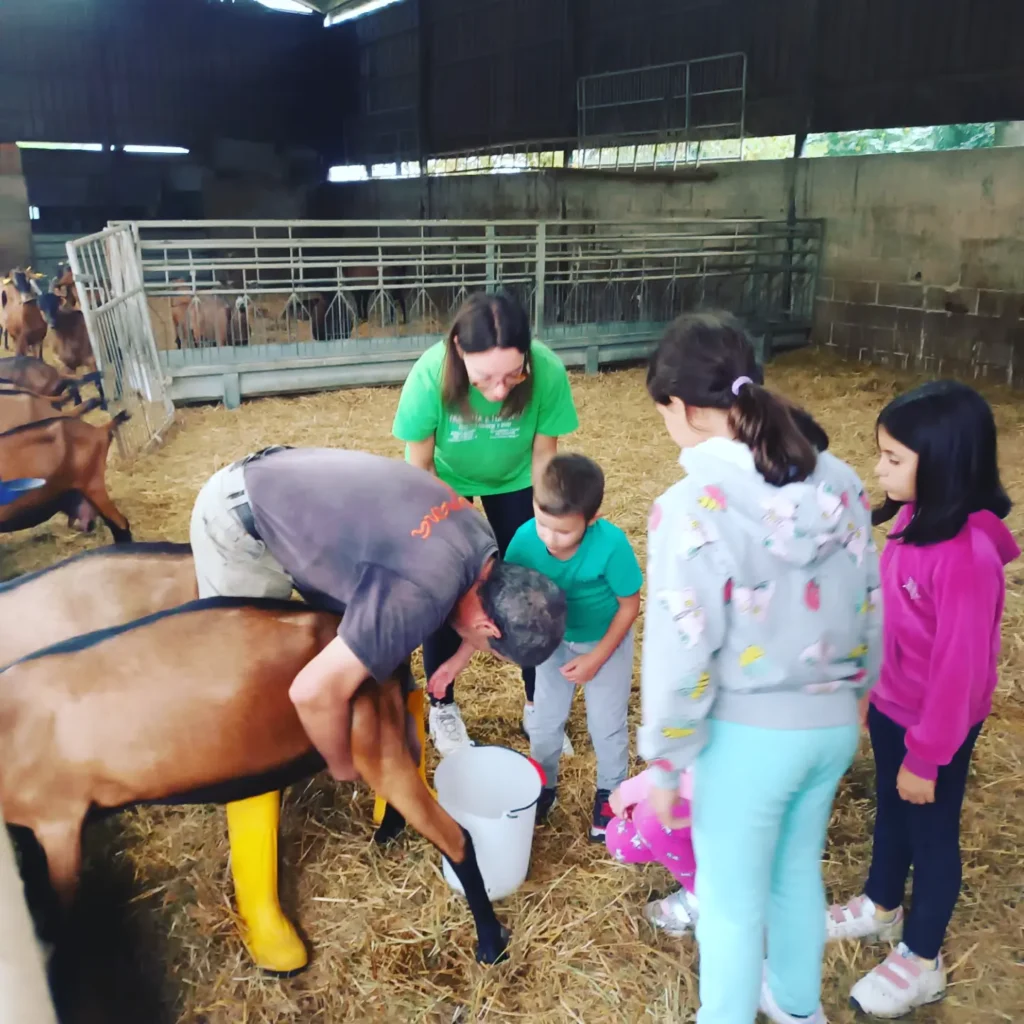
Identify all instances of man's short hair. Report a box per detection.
[535,453,605,522]
[478,561,566,666]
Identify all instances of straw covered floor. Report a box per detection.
[4,349,1022,1023]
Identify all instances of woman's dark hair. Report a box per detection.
[646,311,820,486]
[873,379,1011,545]
[442,290,533,419]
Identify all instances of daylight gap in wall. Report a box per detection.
[327,122,1017,184]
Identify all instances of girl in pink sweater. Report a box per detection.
[828,380,1019,1018]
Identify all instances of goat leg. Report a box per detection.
[351,679,509,965]
[78,479,131,544]
[33,818,84,910]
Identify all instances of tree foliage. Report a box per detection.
[804,123,996,157]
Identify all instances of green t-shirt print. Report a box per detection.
[392,339,580,496]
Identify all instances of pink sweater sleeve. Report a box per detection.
[617,767,694,807]
[616,770,653,808]
[902,550,1001,780]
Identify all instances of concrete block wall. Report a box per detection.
[816,277,1024,383]
[322,145,1024,385]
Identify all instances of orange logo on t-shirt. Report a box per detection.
[411,488,476,539]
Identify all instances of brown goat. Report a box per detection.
[51,265,78,309]
[0,390,100,433]
[0,413,131,542]
[0,542,195,669]
[0,357,84,406]
[36,293,97,377]
[1,271,47,359]
[0,599,509,971]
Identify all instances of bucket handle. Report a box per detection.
[507,757,548,819]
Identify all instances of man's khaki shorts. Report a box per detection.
[189,460,294,600]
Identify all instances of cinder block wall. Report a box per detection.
[321,146,1024,384]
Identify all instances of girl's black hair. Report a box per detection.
[441,289,533,419]
[873,379,1011,545]
[646,310,822,486]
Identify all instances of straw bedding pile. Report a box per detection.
[4,349,1022,1024]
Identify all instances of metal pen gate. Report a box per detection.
[65,225,176,458]
[110,217,823,409]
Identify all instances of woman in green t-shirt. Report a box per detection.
[392,290,580,756]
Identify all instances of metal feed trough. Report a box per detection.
[92,217,821,414]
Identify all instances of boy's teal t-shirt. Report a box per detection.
[505,517,643,643]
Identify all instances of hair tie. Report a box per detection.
[731,375,753,396]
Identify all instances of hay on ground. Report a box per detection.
[3,348,1022,1023]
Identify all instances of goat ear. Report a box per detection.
[1,277,10,286]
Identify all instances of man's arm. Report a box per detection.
[288,636,372,781]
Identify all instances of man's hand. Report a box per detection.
[561,651,604,686]
[649,783,691,831]
[288,636,371,782]
[427,658,460,700]
[426,641,475,700]
[896,765,935,804]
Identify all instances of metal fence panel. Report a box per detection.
[65,225,176,458]
[577,53,747,158]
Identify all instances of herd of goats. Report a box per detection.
[0,264,131,547]
[0,262,509,986]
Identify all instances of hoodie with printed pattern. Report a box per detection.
[638,437,881,791]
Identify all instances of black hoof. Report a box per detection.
[372,804,406,846]
[475,925,510,965]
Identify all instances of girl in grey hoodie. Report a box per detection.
[638,312,880,1024]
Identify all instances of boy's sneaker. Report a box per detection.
[589,788,613,841]
[760,965,828,1023]
[849,943,946,1018]
[535,787,557,823]
[428,702,473,758]
[642,889,699,937]
[826,895,904,943]
[521,703,574,757]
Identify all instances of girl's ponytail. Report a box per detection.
[647,310,820,487]
[729,380,818,486]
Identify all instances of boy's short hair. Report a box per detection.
[535,453,605,522]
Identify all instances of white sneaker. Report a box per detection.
[759,967,829,1023]
[849,943,946,1018]
[522,703,574,757]
[826,895,904,943]
[429,702,473,757]
[642,889,699,937]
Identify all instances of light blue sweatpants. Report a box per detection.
[691,718,859,1024]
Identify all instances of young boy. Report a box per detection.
[505,453,642,840]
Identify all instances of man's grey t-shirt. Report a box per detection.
[243,447,499,681]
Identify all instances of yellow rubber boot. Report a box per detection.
[373,687,432,825]
[225,791,308,975]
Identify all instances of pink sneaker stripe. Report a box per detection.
[875,963,911,989]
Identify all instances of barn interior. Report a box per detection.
[0,1,1022,1022]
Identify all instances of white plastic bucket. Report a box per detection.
[434,744,545,902]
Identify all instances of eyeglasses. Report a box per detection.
[467,360,529,389]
